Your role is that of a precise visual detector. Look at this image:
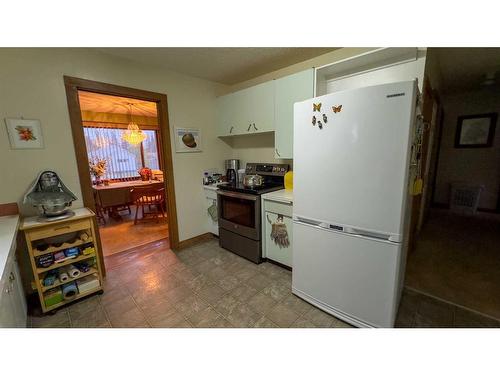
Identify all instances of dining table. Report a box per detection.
[93,179,164,220]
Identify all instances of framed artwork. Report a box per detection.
[455,113,497,148]
[175,127,202,153]
[5,118,44,149]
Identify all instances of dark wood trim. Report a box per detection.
[177,233,215,250]
[63,76,180,250]
[430,107,445,207]
[454,112,497,148]
[0,202,19,216]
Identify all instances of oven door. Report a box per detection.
[217,190,260,241]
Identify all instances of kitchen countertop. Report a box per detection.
[203,183,224,192]
[0,214,20,285]
[261,189,293,204]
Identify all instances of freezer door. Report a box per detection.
[293,80,417,237]
[292,221,402,327]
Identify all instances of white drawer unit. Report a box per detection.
[261,190,294,268]
[204,185,219,235]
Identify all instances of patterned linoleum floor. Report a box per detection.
[29,238,500,328]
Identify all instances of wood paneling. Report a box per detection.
[64,76,180,250]
[78,91,157,117]
[81,110,158,129]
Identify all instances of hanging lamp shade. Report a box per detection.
[122,103,147,145]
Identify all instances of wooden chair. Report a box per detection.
[130,186,166,224]
[92,189,106,225]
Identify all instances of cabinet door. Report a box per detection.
[274,69,315,159]
[0,263,16,328]
[241,80,275,134]
[10,258,27,327]
[265,212,293,267]
[216,93,238,136]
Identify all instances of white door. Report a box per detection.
[292,221,401,327]
[293,80,417,237]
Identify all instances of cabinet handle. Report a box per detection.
[266,214,273,224]
[229,126,234,134]
[253,123,258,131]
[247,124,252,131]
[275,148,281,157]
[9,272,15,282]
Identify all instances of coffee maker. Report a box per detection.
[225,159,240,184]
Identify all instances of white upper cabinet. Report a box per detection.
[216,81,274,136]
[240,80,275,133]
[216,91,238,136]
[216,69,314,150]
[274,69,315,159]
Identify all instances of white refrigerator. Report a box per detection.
[292,80,418,328]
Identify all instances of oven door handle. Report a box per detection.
[216,190,259,201]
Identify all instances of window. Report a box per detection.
[84,127,160,180]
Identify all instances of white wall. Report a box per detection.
[434,87,500,210]
[325,51,426,93]
[0,48,232,241]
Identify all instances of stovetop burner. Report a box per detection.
[218,182,284,195]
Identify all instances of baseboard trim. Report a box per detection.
[177,232,215,250]
[0,202,19,216]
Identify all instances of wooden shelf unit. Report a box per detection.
[36,253,96,274]
[40,267,98,292]
[32,237,94,257]
[21,208,104,313]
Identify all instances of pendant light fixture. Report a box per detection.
[122,103,147,145]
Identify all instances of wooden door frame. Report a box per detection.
[63,76,180,250]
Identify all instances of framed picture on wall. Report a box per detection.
[5,118,44,149]
[174,127,202,153]
[455,113,497,148]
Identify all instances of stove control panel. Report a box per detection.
[245,163,290,176]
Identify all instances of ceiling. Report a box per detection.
[78,91,157,117]
[434,48,500,92]
[97,47,337,85]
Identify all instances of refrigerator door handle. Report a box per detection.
[293,216,323,227]
[344,227,393,242]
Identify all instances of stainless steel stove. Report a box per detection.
[217,163,289,263]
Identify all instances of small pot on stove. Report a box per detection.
[242,174,264,188]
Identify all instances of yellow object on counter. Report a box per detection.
[284,171,293,190]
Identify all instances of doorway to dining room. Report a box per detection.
[64,77,179,258]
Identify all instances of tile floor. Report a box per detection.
[29,237,500,328]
